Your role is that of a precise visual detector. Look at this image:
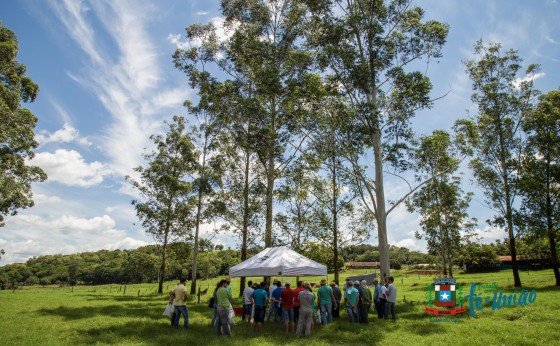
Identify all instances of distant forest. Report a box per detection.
[1,243,445,289]
[1,237,546,290]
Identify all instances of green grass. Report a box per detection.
[0,270,559,345]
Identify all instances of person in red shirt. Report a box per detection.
[292,281,305,323]
[280,281,295,333]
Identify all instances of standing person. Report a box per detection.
[317,279,336,324]
[360,280,372,324]
[280,281,295,333]
[378,280,388,319]
[354,280,363,323]
[344,281,359,323]
[295,283,314,337]
[330,281,342,318]
[372,279,381,319]
[216,279,234,336]
[266,280,278,322]
[293,281,305,323]
[172,278,189,329]
[250,282,268,332]
[270,282,284,323]
[385,276,397,322]
[210,281,221,327]
[309,283,317,330]
[242,280,254,323]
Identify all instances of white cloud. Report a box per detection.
[36,123,91,146]
[0,213,150,264]
[31,149,112,187]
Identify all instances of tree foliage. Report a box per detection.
[519,90,560,285]
[126,116,199,293]
[407,130,476,276]
[0,23,47,227]
[456,40,540,286]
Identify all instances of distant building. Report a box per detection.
[344,262,380,270]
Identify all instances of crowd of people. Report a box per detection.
[169,275,397,337]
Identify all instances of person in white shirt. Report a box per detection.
[384,276,397,321]
[242,280,254,322]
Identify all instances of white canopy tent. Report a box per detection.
[229,246,327,277]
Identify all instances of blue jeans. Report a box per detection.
[173,305,188,329]
[385,301,396,321]
[282,308,294,323]
[346,305,358,323]
[320,303,333,324]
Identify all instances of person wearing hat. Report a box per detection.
[280,281,295,332]
[344,281,359,323]
[330,280,342,318]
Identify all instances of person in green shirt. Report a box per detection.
[359,280,372,324]
[317,279,337,324]
[216,279,234,336]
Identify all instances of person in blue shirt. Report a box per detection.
[271,284,284,323]
[250,282,269,331]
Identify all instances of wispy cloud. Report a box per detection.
[545,35,560,45]
[47,0,190,178]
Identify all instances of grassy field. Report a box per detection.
[0,269,559,346]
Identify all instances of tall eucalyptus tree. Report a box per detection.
[456,40,540,287]
[305,0,449,277]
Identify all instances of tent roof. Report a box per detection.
[229,246,327,277]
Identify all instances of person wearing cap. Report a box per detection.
[330,280,342,318]
[344,281,359,323]
[317,279,337,324]
[295,283,314,337]
[280,281,295,332]
[171,277,189,329]
[360,280,372,324]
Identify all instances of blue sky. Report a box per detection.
[0,0,559,265]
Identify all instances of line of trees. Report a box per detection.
[0,243,442,290]
[127,1,559,291]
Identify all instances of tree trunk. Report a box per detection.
[546,167,560,285]
[158,233,168,294]
[332,156,339,284]
[373,130,390,279]
[264,100,277,248]
[240,149,251,297]
[191,137,209,295]
[190,191,202,295]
